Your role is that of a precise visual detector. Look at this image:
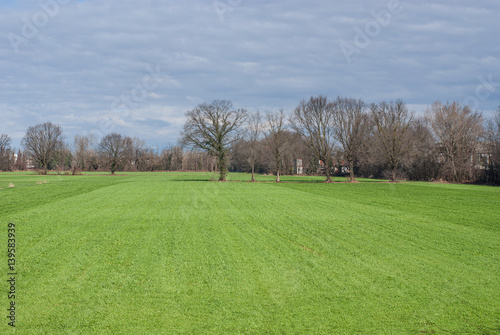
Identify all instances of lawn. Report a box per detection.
[1,172,499,334]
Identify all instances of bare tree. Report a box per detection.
[485,109,500,184]
[229,129,307,176]
[292,95,336,182]
[426,101,483,183]
[332,97,369,182]
[181,100,247,181]
[161,146,184,171]
[127,137,146,171]
[266,109,288,182]
[98,133,130,175]
[0,134,11,152]
[230,138,251,173]
[22,122,64,174]
[53,143,73,173]
[0,134,13,171]
[247,111,262,182]
[181,150,216,171]
[283,131,310,175]
[370,100,413,182]
[73,134,97,171]
[134,146,162,172]
[14,149,27,171]
[406,118,440,181]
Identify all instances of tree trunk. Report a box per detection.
[349,160,355,182]
[218,153,226,181]
[325,162,333,183]
[451,157,458,183]
[276,168,280,182]
[250,164,255,182]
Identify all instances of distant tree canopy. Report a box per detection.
[0,134,13,171]
[426,101,484,183]
[74,134,97,171]
[8,97,498,184]
[181,100,247,181]
[370,100,413,182]
[332,97,369,182]
[485,108,500,184]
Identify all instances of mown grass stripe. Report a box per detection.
[1,172,498,333]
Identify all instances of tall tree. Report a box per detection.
[247,111,262,182]
[406,118,440,181]
[292,95,336,182]
[161,146,183,171]
[266,109,288,182]
[53,143,73,172]
[0,134,12,171]
[332,97,369,182]
[485,109,500,184]
[426,101,483,183]
[128,137,146,171]
[98,133,130,175]
[22,122,64,174]
[181,100,247,181]
[14,149,27,171]
[370,100,413,182]
[73,134,97,171]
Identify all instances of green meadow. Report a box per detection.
[1,172,499,334]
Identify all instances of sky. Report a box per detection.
[1,0,499,150]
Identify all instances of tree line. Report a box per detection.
[1,96,499,184]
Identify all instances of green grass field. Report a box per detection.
[1,172,499,334]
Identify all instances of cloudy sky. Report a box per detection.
[1,0,499,149]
